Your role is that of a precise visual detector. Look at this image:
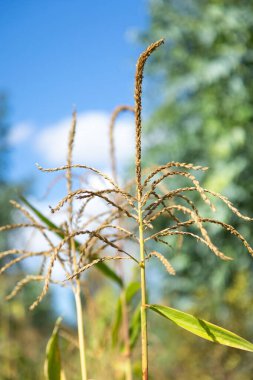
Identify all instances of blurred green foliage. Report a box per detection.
[0,95,56,380]
[139,0,253,378]
[0,94,14,250]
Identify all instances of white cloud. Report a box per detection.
[11,110,136,280]
[8,122,33,146]
[35,111,135,171]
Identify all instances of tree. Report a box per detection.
[0,94,14,250]
[140,0,253,290]
[139,1,253,377]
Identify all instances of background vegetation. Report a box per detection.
[140,1,253,378]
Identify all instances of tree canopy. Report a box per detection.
[139,1,253,377]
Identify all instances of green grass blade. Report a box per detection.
[96,261,123,287]
[112,283,140,348]
[148,304,253,352]
[125,281,140,304]
[20,196,123,287]
[20,195,62,236]
[44,317,62,380]
[112,297,123,347]
[129,302,141,350]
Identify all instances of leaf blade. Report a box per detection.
[20,196,123,287]
[129,302,141,349]
[20,195,62,236]
[148,304,253,352]
[112,297,123,347]
[44,317,62,380]
[125,281,140,304]
[96,261,123,287]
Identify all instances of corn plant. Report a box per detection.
[131,39,253,379]
[1,39,253,380]
[0,110,130,379]
[40,39,253,379]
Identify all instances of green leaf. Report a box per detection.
[129,302,141,349]
[125,282,140,304]
[112,297,123,347]
[112,283,140,349]
[20,195,63,236]
[96,261,123,288]
[44,317,62,380]
[20,196,123,287]
[148,304,253,352]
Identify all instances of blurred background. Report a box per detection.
[1,1,253,379]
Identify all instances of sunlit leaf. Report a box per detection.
[148,304,253,352]
[44,317,62,380]
[20,195,62,236]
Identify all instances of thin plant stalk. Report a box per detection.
[67,111,88,380]
[138,204,148,380]
[72,238,88,380]
[74,280,88,380]
[109,105,134,380]
[134,39,165,380]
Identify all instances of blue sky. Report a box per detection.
[0,0,148,186]
[1,1,147,121]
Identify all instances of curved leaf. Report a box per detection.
[148,304,253,352]
[20,196,123,287]
[112,297,123,347]
[96,261,123,287]
[20,195,62,235]
[125,282,140,304]
[129,302,141,349]
[44,317,62,380]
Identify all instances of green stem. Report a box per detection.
[74,281,88,380]
[138,202,148,380]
